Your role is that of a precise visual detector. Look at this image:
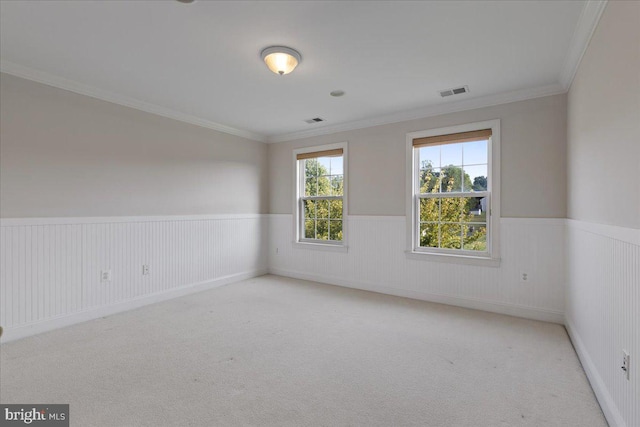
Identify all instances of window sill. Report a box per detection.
[292,241,349,253]
[405,251,501,267]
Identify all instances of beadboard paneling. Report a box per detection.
[0,215,268,341]
[269,215,565,323]
[566,220,639,427]
[0,224,83,328]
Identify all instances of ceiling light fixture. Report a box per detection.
[330,90,345,97]
[260,46,302,76]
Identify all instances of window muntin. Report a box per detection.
[413,130,492,255]
[297,148,345,244]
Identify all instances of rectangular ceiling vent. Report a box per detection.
[439,86,470,97]
[304,117,325,124]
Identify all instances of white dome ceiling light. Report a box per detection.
[260,46,302,76]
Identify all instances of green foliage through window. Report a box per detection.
[417,140,489,252]
[302,157,344,242]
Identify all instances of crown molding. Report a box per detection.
[559,0,608,91]
[266,83,566,143]
[0,61,267,143]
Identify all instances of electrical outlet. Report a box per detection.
[142,264,150,275]
[621,351,630,380]
[100,270,111,282]
[520,271,529,283]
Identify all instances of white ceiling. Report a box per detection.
[0,1,604,142]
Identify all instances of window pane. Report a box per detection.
[419,198,440,222]
[316,199,329,219]
[464,165,488,192]
[330,199,343,219]
[440,223,462,249]
[441,143,463,167]
[305,177,317,196]
[305,159,318,177]
[317,157,331,175]
[440,166,463,192]
[317,175,331,196]
[419,146,440,169]
[419,222,438,248]
[419,167,441,193]
[329,220,343,241]
[439,197,465,223]
[331,175,344,196]
[414,135,491,254]
[330,157,343,175]
[463,224,487,251]
[316,219,329,240]
[463,197,487,223]
[303,199,316,219]
[462,140,488,165]
[298,149,345,245]
[304,220,315,239]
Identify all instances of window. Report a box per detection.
[294,143,347,248]
[406,120,500,263]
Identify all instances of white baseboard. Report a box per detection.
[270,268,564,324]
[1,269,268,344]
[565,318,626,427]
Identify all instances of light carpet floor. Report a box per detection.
[0,275,606,427]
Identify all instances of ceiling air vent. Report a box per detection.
[439,85,469,97]
[304,117,325,124]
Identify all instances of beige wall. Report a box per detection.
[565,4,640,427]
[269,94,567,217]
[567,1,640,229]
[0,74,268,218]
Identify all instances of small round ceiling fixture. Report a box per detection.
[176,0,195,3]
[260,46,302,76]
[330,90,345,97]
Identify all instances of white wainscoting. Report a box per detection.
[0,215,268,342]
[269,215,565,323]
[565,219,639,427]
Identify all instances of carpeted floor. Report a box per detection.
[0,275,606,426]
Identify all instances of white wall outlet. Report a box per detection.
[100,270,111,282]
[520,271,529,283]
[142,264,150,275]
[621,350,630,380]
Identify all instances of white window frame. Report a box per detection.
[405,120,500,266]
[293,142,348,252]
